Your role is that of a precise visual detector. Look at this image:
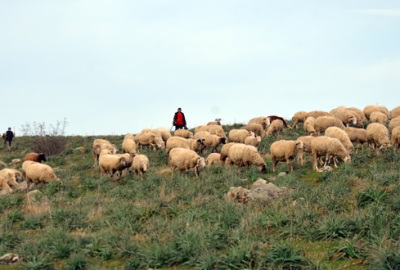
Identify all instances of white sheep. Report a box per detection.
[228,129,254,143]
[92,143,118,168]
[116,153,136,176]
[389,117,400,135]
[186,138,205,153]
[366,123,392,155]
[201,133,227,153]
[314,116,345,135]
[227,144,267,173]
[325,127,354,152]
[266,120,283,136]
[165,136,190,165]
[169,148,206,178]
[334,109,358,127]
[219,143,236,164]
[244,135,262,148]
[0,177,12,192]
[156,127,172,144]
[391,106,400,119]
[348,107,367,122]
[134,133,165,152]
[270,140,305,173]
[195,125,210,133]
[306,110,329,119]
[311,136,351,171]
[248,117,270,131]
[124,134,135,140]
[208,125,227,138]
[207,118,222,126]
[22,161,36,180]
[296,135,315,166]
[174,129,194,139]
[122,139,137,154]
[93,139,112,148]
[391,126,400,152]
[26,163,61,190]
[99,154,129,180]
[0,169,19,188]
[370,111,388,126]
[206,153,223,167]
[245,123,265,137]
[291,111,308,129]
[304,117,316,136]
[131,154,150,180]
[344,127,367,153]
[364,105,391,120]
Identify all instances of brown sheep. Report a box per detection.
[267,115,291,129]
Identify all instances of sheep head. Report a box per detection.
[220,137,227,144]
[38,153,47,162]
[259,164,267,174]
[379,143,392,150]
[120,157,127,167]
[343,156,351,163]
[156,139,165,149]
[349,116,357,125]
[111,147,118,154]
[197,157,206,168]
[295,141,305,150]
[197,139,205,145]
[14,172,23,182]
[188,132,194,139]
[256,136,262,143]
[142,161,148,172]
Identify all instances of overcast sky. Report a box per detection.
[1,1,399,135]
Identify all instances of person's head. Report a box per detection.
[8,128,11,131]
[178,108,182,113]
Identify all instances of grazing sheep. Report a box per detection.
[245,123,265,137]
[0,177,12,192]
[201,133,227,153]
[334,109,358,127]
[370,111,388,126]
[267,115,291,129]
[132,154,149,180]
[270,140,305,173]
[122,139,137,154]
[208,125,227,138]
[311,136,351,171]
[99,154,129,180]
[169,148,206,178]
[325,127,355,152]
[366,123,392,155]
[248,117,270,131]
[391,106,400,119]
[24,153,46,163]
[174,129,194,139]
[0,169,19,187]
[244,135,262,148]
[229,129,254,143]
[22,161,36,180]
[207,118,222,126]
[348,107,367,125]
[296,135,315,166]
[314,116,345,135]
[93,139,111,148]
[186,138,205,153]
[93,143,118,168]
[134,133,165,152]
[389,117,400,135]
[306,110,329,119]
[292,111,308,129]
[26,163,61,190]
[206,153,223,167]
[364,105,390,120]
[227,144,267,173]
[116,153,136,176]
[266,120,283,136]
[10,169,23,182]
[195,125,210,133]
[220,143,236,164]
[124,134,135,140]
[304,117,316,136]
[391,126,400,152]
[344,127,367,153]
[165,137,190,165]
[139,128,152,134]
[156,127,172,143]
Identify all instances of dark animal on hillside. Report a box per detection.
[24,153,47,163]
[267,115,291,129]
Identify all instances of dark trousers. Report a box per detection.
[175,125,184,130]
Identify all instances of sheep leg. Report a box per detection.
[139,170,144,180]
[272,156,277,173]
[166,152,169,165]
[334,157,339,168]
[171,166,175,179]
[293,119,298,129]
[324,153,330,166]
[312,153,318,171]
[26,178,31,191]
[93,154,98,168]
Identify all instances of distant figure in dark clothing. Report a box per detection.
[173,108,187,130]
[4,128,14,152]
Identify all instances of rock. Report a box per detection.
[12,159,21,163]
[277,172,287,177]
[317,166,333,172]
[27,190,42,202]
[0,160,6,166]
[226,178,291,204]
[0,253,21,264]
[0,190,13,197]
[16,182,35,192]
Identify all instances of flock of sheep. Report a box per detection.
[0,104,400,192]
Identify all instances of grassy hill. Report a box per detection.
[1,121,400,269]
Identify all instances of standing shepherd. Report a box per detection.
[173,108,187,130]
[4,128,14,152]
